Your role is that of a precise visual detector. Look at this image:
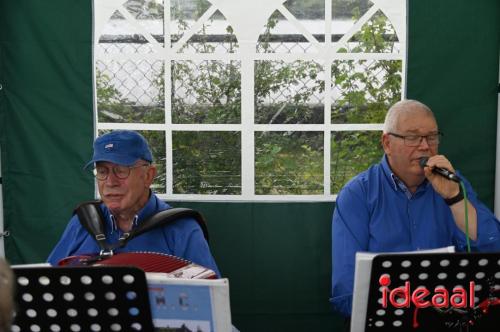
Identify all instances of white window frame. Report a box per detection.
[93,0,407,202]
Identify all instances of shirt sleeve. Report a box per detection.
[330,180,370,317]
[163,218,221,277]
[452,174,500,252]
[47,215,87,265]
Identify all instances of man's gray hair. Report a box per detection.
[383,100,434,133]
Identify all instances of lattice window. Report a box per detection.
[93,0,406,201]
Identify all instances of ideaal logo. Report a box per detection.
[379,274,475,309]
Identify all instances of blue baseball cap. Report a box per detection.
[84,130,153,169]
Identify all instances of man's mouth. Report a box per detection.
[104,193,123,200]
[413,156,429,164]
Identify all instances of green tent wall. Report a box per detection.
[0,1,498,331]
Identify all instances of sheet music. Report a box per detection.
[11,263,52,268]
[350,246,455,332]
[146,274,232,332]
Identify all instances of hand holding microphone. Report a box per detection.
[419,155,464,206]
[419,156,461,183]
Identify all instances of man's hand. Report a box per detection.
[422,155,460,199]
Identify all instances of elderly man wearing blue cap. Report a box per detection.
[48,130,220,276]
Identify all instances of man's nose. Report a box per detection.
[417,136,430,149]
[105,171,121,185]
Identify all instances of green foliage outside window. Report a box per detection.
[171,60,241,124]
[256,132,323,195]
[329,10,401,193]
[173,131,241,194]
[96,1,401,195]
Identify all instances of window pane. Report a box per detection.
[332,0,372,21]
[97,15,158,55]
[98,0,164,55]
[96,60,165,123]
[123,0,164,37]
[255,60,324,124]
[286,0,324,20]
[172,131,241,194]
[94,0,406,200]
[139,130,166,194]
[337,9,401,53]
[171,0,212,49]
[124,0,164,20]
[257,0,325,53]
[172,60,241,124]
[331,59,401,123]
[331,131,382,194]
[176,10,238,54]
[255,132,323,194]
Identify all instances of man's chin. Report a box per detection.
[412,168,425,178]
[407,164,425,179]
[103,200,122,213]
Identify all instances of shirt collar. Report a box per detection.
[391,174,413,199]
[381,155,399,191]
[110,214,138,233]
[381,154,430,199]
[108,190,157,233]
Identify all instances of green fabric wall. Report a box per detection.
[171,201,339,331]
[0,1,498,331]
[406,0,500,208]
[0,1,94,263]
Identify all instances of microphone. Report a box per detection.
[419,157,461,183]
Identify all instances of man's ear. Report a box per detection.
[145,165,157,187]
[381,133,391,155]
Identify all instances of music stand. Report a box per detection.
[357,252,500,332]
[11,265,155,332]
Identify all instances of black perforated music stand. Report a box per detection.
[360,252,500,332]
[11,265,154,332]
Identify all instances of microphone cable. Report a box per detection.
[420,157,471,252]
[460,180,471,253]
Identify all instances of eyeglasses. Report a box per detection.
[388,132,442,147]
[93,164,149,181]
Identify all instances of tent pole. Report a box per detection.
[0,145,5,257]
[494,51,500,218]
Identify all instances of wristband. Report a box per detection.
[444,186,464,206]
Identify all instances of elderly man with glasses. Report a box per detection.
[48,130,220,276]
[330,99,500,319]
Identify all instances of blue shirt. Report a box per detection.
[330,155,500,317]
[48,193,221,277]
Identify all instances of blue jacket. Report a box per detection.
[48,193,220,277]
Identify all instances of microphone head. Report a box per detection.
[419,157,429,169]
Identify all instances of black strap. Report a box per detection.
[127,207,209,243]
[444,185,464,206]
[74,200,110,251]
[74,200,210,253]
